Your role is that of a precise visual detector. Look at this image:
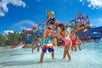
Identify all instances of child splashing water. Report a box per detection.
[39,22,55,63]
[32,36,42,53]
[57,24,72,61]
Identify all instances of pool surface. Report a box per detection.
[0,42,102,68]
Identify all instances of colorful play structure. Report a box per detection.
[77,26,102,42]
[66,13,90,33]
[64,13,102,42]
[23,11,58,45]
[21,11,102,46]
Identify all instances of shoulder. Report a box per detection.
[62,30,67,33]
[44,28,48,32]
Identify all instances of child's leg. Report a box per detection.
[78,46,81,51]
[32,43,34,53]
[32,45,34,53]
[39,52,44,63]
[74,45,77,51]
[48,48,54,59]
[72,45,77,51]
[66,45,71,61]
[51,52,54,59]
[32,41,36,53]
[32,46,36,53]
[37,47,39,52]
[63,46,67,59]
[78,44,81,51]
[71,46,74,51]
[39,48,46,63]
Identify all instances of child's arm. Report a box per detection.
[52,32,57,36]
[57,33,63,39]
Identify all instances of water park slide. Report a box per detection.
[13,42,25,49]
[66,13,90,33]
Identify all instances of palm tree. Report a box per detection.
[0,34,6,47]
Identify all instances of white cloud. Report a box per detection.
[19,26,31,30]
[79,0,102,9]
[4,30,14,34]
[0,11,5,16]
[12,20,38,30]
[0,0,26,17]
[91,18,102,27]
[97,18,102,22]
[3,20,37,34]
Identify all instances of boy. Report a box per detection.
[39,22,55,63]
[32,36,42,53]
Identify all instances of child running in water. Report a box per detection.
[57,24,72,61]
[32,36,42,53]
[39,22,55,63]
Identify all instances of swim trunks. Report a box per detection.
[42,38,54,53]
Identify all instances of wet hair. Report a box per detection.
[49,21,54,25]
[57,23,65,31]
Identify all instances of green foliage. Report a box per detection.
[0,31,27,47]
[20,30,26,42]
[0,34,6,46]
[6,32,22,44]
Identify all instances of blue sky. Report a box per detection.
[0,0,102,34]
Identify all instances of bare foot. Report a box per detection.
[39,61,43,63]
[62,57,65,60]
[68,59,71,62]
[79,48,81,51]
[52,58,55,60]
[32,51,33,53]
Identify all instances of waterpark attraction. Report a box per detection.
[22,11,102,46]
[6,11,92,53]
[0,11,102,68]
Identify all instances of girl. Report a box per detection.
[57,24,72,61]
[70,32,82,51]
[70,32,78,51]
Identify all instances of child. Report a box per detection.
[32,36,42,53]
[39,22,55,63]
[70,32,78,51]
[57,24,72,61]
[76,36,82,51]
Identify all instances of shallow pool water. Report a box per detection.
[0,42,102,68]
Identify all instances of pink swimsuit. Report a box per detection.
[64,37,72,46]
[59,31,72,46]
